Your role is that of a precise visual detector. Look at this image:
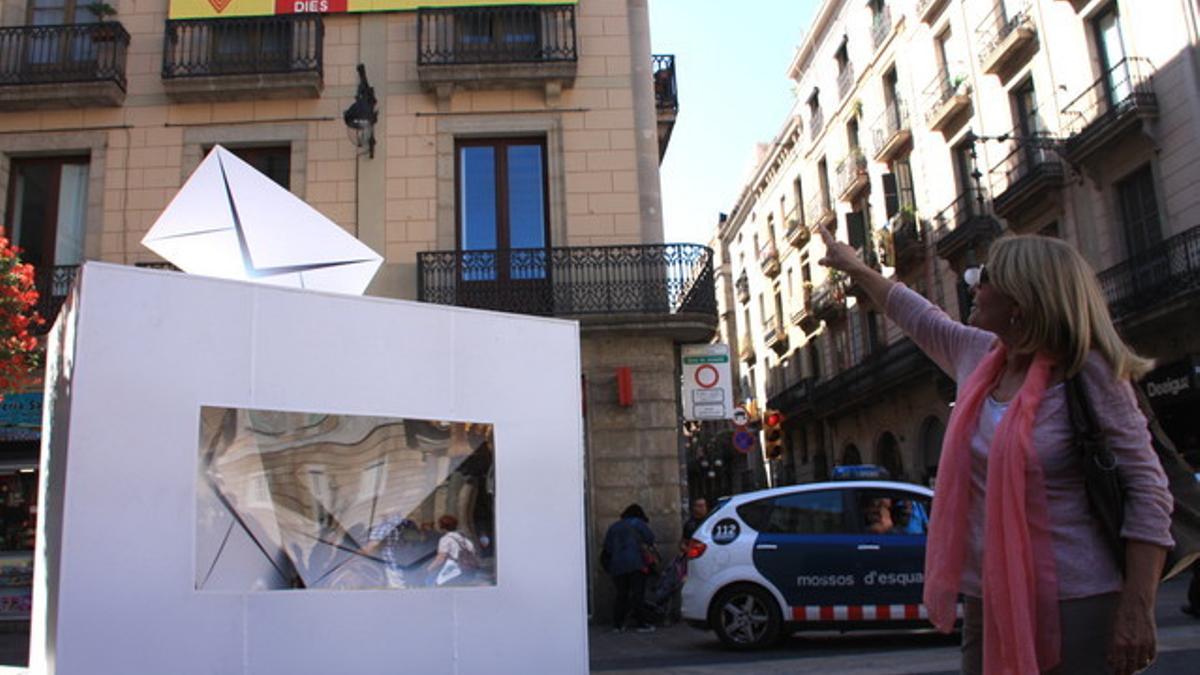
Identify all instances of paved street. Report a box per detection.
[590,575,1200,674]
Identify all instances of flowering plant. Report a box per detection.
[0,236,42,400]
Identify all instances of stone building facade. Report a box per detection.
[717,0,1200,489]
[0,0,715,619]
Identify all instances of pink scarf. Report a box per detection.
[923,346,1062,674]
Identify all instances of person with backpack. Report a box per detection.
[426,514,478,586]
[601,504,657,633]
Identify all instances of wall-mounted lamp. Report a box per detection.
[343,63,378,159]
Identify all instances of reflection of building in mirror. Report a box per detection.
[195,407,496,591]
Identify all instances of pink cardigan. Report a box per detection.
[886,284,1174,598]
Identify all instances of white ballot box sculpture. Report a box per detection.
[30,152,587,675]
[141,145,383,294]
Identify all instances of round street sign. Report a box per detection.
[693,364,719,389]
[731,406,749,427]
[733,429,756,454]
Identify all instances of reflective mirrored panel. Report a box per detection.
[196,407,495,591]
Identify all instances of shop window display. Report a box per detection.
[196,407,495,591]
[0,470,35,620]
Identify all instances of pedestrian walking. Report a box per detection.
[601,504,657,633]
[818,226,1173,675]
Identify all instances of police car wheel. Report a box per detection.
[710,584,781,650]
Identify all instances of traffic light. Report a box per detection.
[763,409,785,460]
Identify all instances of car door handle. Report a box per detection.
[755,544,779,551]
[857,544,881,551]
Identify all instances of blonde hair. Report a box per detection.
[985,235,1154,380]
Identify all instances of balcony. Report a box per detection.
[763,315,788,355]
[758,239,780,278]
[735,270,750,304]
[416,4,577,95]
[871,6,894,51]
[932,189,1002,261]
[990,135,1065,225]
[809,107,825,142]
[810,274,847,323]
[923,72,972,133]
[1098,224,1200,325]
[890,211,926,272]
[791,292,820,333]
[162,15,323,102]
[0,23,130,110]
[653,54,678,161]
[419,242,714,324]
[810,338,943,416]
[976,1,1037,76]
[784,209,810,248]
[738,332,755,363]
[918,0,951,24]
[806,193,836,231]
[871,99,911,162]
[835,150,869,202]
[837,64,855,101]
[1060,57,1157,165]
[32,265,79,335]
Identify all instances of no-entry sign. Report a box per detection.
[680,344,733,420]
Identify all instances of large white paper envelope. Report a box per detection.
[141,145,383,295]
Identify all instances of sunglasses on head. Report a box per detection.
[963,265,989,289]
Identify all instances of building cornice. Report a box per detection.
[788,0,844,82]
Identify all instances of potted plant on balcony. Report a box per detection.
[84,2,120,42]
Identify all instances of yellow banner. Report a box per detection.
[169,0,577,20]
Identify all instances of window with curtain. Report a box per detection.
[5,155,90,270]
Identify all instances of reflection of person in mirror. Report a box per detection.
[427,514,477,586]
[363,515,420,588]
[448,439,493,543]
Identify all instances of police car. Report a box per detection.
[680,478,935,649]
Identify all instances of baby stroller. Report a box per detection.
[645,553,688,624]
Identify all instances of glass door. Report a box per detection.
[456,137,550,313]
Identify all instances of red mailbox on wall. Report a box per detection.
[616,367,634,407]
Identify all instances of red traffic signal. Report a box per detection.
[763,409,785,460]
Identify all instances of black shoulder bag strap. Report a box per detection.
[1065,375,1126,571]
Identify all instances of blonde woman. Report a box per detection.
[816,225,1172,675]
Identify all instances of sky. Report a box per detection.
[650,0,821,245]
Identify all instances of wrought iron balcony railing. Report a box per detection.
[891,211,925,269]
[1060,57,1157,159]
[810,275,847,321]
[923,71,971,128]
[32,264,79,334]
[735,270,750,304]
[163,14,323,78]
[417,4,576,66]
[0,23,130,89]
[758,239,780,277]
[933,188,990,232]
[871,98,910,159]
[809,106,825,142]
[1098,224,1200,323]
[784,207,810,247]
[975,0,1033,66]
[653,54,678,115]
[835,149,869,201]
[837,63,855,101]
[417,244,715,318]
[871,6,893,50]
[989,132,1065,217]
[806,192,834,228]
